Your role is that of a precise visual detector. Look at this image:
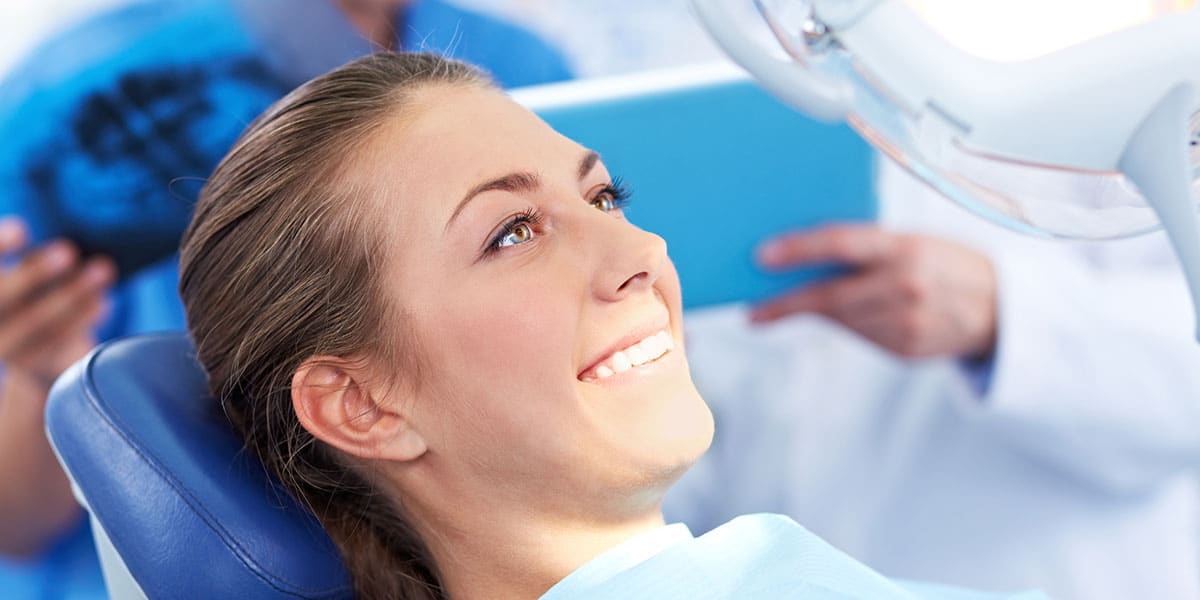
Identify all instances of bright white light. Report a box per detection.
[904,0,1194,61]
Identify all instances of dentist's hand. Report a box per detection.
[751,224,998,359]
[0,217,114,557]
[0,217,114,387]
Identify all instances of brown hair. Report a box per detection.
[179,53,489,599]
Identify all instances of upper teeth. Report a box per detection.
[586,330,675,381]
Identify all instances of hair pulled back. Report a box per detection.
[179,52,489,599]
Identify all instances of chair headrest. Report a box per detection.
[46,332,352,599]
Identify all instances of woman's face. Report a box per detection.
[358,84,713,517]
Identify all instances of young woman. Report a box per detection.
[178,52,1049,600]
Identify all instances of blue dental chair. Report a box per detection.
[44,63,875,599]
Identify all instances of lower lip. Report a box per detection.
[578,346,680,385]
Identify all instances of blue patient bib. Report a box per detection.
[542,514,1051,599]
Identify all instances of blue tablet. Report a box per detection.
[517,64,877,309]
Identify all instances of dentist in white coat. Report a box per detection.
[665,160,1200,600]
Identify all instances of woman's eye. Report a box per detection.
[591,193,617,212]
[482,209,543,259]
[496,222,535,248]
[590,179,631,214]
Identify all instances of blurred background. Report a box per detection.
[0,0,741,81]
[0,1,123,78]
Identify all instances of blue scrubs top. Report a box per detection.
[0,1,570,597]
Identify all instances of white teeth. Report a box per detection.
[626,344,648,365]
[645,335,662,355]
[582,329,676,382]
[636,338,660,363]
[611,351,633,373]
[648,334,668,357]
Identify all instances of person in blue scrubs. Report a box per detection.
[0,1,569,596]
[177,51,1050,599]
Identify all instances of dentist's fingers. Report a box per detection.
[749,270,895,323]
[0,258,114,371]
[0,240,79,314]
[0,219,114,385]
[18,291,110,379]
[757,224,898,270]
[752,230,998,359]
[0,218,28,255]
[837,305,942,358]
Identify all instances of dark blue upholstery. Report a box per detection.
[45,333,352,599]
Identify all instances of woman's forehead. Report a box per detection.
[345,84,589,238]
[358,85,586,204]
[404,84,566,154]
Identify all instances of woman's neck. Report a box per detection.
[401,478,669,600]
[446,512,667,600]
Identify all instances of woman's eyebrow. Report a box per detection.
[444,150,603,232]
[446,172,541,232]
[577,150,600,179]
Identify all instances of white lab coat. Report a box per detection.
[664,161,1200,600]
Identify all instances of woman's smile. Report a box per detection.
[578,325,677,383]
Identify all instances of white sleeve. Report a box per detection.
[880,160,1200,496]
[964,239,1200,496]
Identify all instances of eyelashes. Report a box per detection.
[480,178,634,259]
[598,177,632,211]
[483,207,543,257]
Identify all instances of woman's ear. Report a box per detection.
[291,357,427,462]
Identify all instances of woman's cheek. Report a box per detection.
[444,284,575,377]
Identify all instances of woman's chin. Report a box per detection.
[673,388,716,466]
[575,350,714,496]
[628,385,715,483]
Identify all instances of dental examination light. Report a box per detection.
[691,0,1200,338]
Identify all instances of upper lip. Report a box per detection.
[577,314,672,379]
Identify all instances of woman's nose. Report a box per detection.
[592,218,668,302]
